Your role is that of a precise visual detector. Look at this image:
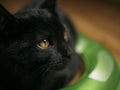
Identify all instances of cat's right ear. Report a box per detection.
[0,4,15,30]
[39,0,58,17]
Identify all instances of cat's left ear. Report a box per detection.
[0,4,15,30]
[40,0,58,15]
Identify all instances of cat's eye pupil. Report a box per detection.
[39,39,49,49]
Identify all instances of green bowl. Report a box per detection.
[61,34,120,90]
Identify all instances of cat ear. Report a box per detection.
[40,0,58,15]
[23,0,58,16]
[0,4,15,30]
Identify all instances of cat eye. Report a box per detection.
[38,39,49,49]
[64,32,68,41]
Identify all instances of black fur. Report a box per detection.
[0,0,83,90]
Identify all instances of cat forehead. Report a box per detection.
[14,9,65,37]
[17,16,63,32]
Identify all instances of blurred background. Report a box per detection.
[0,0,120,64]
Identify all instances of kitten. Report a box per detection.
[0,0,83,90]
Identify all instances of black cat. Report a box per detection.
[0,0,84,90]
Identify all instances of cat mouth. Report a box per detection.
[48,58,69,70]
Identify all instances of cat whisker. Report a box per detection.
[41,66,51,77]
[31,64,48,76]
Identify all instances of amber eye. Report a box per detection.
[38,39,49,49]
[64,32,68,41]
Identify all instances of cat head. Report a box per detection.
[0,0,74,80]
